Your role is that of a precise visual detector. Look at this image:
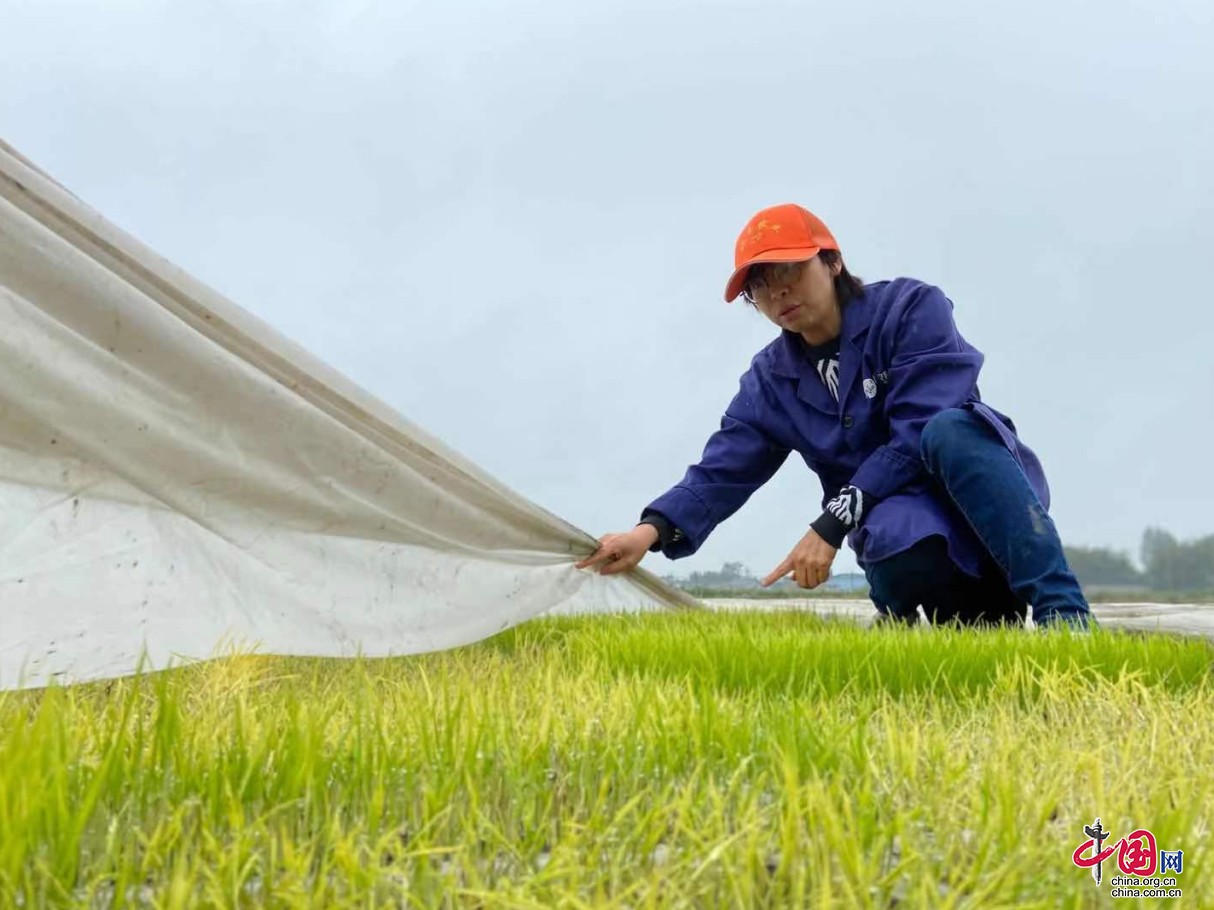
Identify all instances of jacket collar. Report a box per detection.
[835,291,875,410]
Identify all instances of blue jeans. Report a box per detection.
[865,408,1091,629]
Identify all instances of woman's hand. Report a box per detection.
[761,528,838,589]
[574,525,658,576]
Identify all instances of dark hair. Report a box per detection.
[743,249,866,309]
[819,250,866,306]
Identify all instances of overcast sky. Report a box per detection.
[3,0,1211,578]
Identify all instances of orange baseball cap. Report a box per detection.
[724,203,841,302]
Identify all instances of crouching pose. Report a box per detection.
[577,203,1091,629]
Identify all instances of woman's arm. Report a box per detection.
[640,371,791,559]
[846,281,984,502]
[636,510,682,552]
[808,484,869,548]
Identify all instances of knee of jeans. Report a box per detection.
[919,408,972,469]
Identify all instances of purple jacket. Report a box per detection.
[641,277,1050,576]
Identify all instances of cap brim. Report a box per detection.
[724,247,821,302]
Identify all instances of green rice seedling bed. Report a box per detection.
[2,611,1210,908]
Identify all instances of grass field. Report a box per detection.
[676,585,1214,605]
[2,612,1211,908]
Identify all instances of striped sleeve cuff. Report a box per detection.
[810,485,867,548]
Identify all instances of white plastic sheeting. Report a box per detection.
[0,138,698,691]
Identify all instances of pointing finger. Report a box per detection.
[761,555,793,588]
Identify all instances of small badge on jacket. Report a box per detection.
[864,371,890,399]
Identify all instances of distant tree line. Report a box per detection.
[1062,546,1144,587]
[674,561,759,589]
[1065,528,1214,591]
[662,528,1214,593]
[1138,528,1214,590]
[660,560,867,595]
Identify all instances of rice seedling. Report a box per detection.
[1,611,1210,908]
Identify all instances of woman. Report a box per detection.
[576,203,1091,628]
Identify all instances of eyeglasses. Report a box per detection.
[742,260,806,303]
